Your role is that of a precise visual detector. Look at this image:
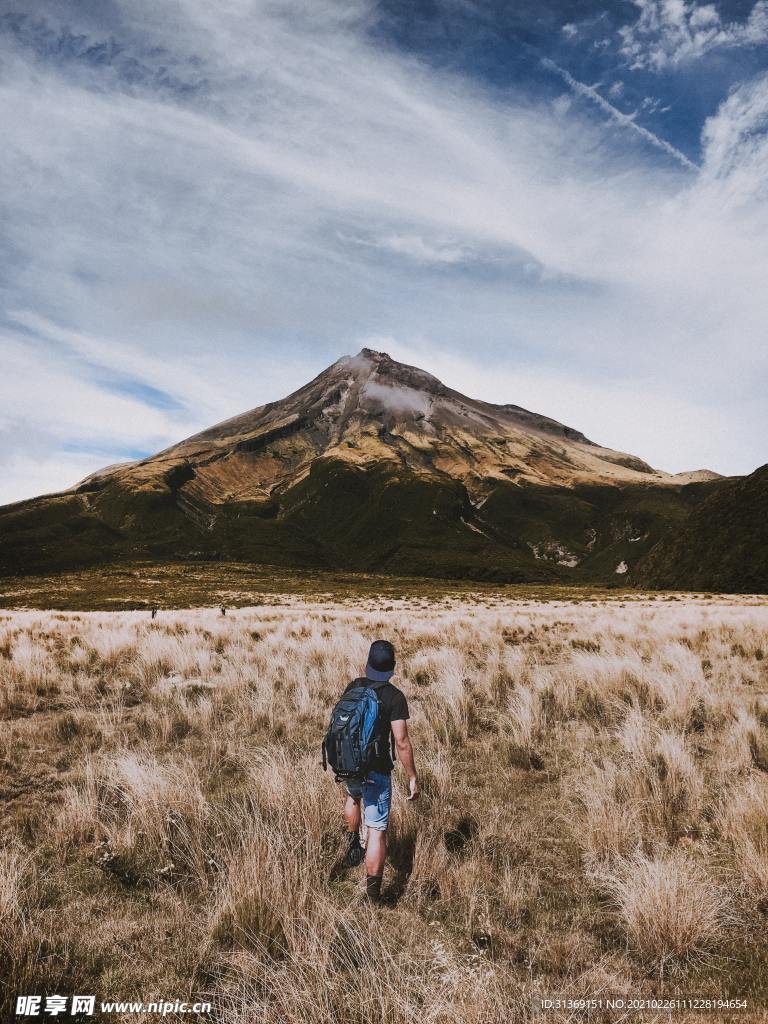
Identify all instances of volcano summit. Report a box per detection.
[0,349,731,583]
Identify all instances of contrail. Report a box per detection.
[541,57,699,172]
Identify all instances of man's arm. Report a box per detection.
[391,719,420,800]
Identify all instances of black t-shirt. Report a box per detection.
[343,678,409,774]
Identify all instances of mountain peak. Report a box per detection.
[56,346,684,514]
[332,347,449,401]
[163,347,666,492]
[0,346,736,586]
[339,345,434,374]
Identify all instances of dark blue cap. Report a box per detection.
[365,639,395,682]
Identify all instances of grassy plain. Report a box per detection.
[1,580,768,1022]
[0,561,638,612]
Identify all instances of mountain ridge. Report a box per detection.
[69,348,711,501]
[0,348,745,586]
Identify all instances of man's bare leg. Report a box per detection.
[365,828,386,875]
[365,829,386,901]
[343,794,364,867]
[344,793,361,833]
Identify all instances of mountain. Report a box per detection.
[0,348,728,583]
[632,464,768,593]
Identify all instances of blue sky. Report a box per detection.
[1,0,768,502]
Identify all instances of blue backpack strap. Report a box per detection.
[367,679,394,761]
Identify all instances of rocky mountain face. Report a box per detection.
[0,348,739,585]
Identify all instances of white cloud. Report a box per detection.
[540,57,697,169]
[341,232,474,264]
[0,0,766,504]
[619,0,768,70]
[0,329,186,448]
[7,311,242,424]
[0,315,310,503]
[361,380,432,417]
[0,452,122,507]
[701,71,768,193]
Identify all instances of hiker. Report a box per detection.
[220,605,226,617]
[322,639,420,902]
[150,607,158,620]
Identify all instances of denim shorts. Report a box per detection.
[345,771,392,831]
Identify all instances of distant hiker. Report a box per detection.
[151,607,158,620]
[220,605,226,617]
[322,639,420,902]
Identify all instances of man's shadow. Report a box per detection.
[328,826,417,905]
[380,826,417,906]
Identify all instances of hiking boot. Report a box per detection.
[344,831,364,867]
[366,873,383,903]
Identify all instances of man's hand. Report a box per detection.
[407,776,420,801]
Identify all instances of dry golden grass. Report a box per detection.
[1,594,768,1022]
[599,850,727,970]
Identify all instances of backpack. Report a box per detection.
[321,678,395,779]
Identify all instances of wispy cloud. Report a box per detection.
[0,312,306,503]
[0,326,182,504]
[541,57,698,170]
[701,70,768,192]
[8,311,236,421]
[619,0,768,71]
[342,232,476,265]
[0,0,767,500]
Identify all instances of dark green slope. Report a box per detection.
[0,457,723,585]
[633,465,768,592]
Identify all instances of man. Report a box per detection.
[341,639,420,903]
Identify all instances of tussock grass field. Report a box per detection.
[2,593,768,1023]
